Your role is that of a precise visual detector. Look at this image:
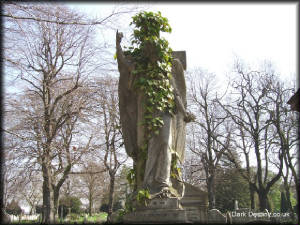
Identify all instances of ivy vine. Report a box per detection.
[125,11,175,154]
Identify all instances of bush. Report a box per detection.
[59,196,82,214]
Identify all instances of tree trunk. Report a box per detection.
[294,177,299,215]
[258,190,269,211]
[89,192,93,216]
[42,171,54,223]
[42,158,55,224]
[249,183,255,210]
[53,188,59,222]
[207,176,215,209]
[107,175,115,223]
[282,178,294,214]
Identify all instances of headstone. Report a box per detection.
[234,200,239,210]
[84,214,88,223]
[208,209,227,224]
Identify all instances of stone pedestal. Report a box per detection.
[179,182,208,223]
[123,182,208,224]
[123,208,189,224]
[123,198,189,224]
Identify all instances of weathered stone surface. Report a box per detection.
[172,51,187,70]
[180,182,208,209]
[185,208,208,223]
[144,197,181,210]
[123,208,189,224]
[208,209,227,224]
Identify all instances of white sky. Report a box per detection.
[69,2,297,82]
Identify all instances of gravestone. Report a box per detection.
[208,209,227,224]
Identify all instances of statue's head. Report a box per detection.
[130,11,172,41]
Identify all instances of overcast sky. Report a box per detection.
[69,2,297,83]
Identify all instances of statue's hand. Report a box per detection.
[116,30,123,44]
[184,111,196,123]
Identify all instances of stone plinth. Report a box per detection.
[179,182,208,223]
[123,183,208,224]
[123,197,189,223]
[123,208,189,224]
[208,209,227,224]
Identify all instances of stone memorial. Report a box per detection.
[116,11,208,223]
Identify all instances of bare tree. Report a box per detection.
[217,60,287,211]
[91,77,127,223]
[2,2,142,27]
[181,150,205,187]
[265,78,299,214]
[186,68,232,209]
[77,161,108,216]
[19,173,43,215]
[224,118,258,210]
[3,4,101,222]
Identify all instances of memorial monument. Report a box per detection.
[116,11,208,223]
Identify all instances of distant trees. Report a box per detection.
[216,60,298,211]
[2,3,131,223]
[186,69,232,209]
[266,79,299,214]
[183,59,298,214]
[92,77,126,223]
[77,162,108,216]
[215,167,250,212]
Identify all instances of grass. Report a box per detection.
[68,212,108,223]
[12,212,108,224]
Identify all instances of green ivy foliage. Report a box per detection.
[126,168,136,188]
[170,154,181,179]
[125,11,175,142]
[136,189,151,206]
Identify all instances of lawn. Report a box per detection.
[12,212,108,224]
[68,212,108,223]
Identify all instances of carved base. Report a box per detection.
[123,196,208,224]
[123,208,190,224]
[123,182,208,224]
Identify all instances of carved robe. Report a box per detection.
[143,58,187,194]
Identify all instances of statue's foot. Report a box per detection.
[150,186,172,198]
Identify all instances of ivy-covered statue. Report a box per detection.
[116,11,195,199]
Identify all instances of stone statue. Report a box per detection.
[116,30,194,197]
